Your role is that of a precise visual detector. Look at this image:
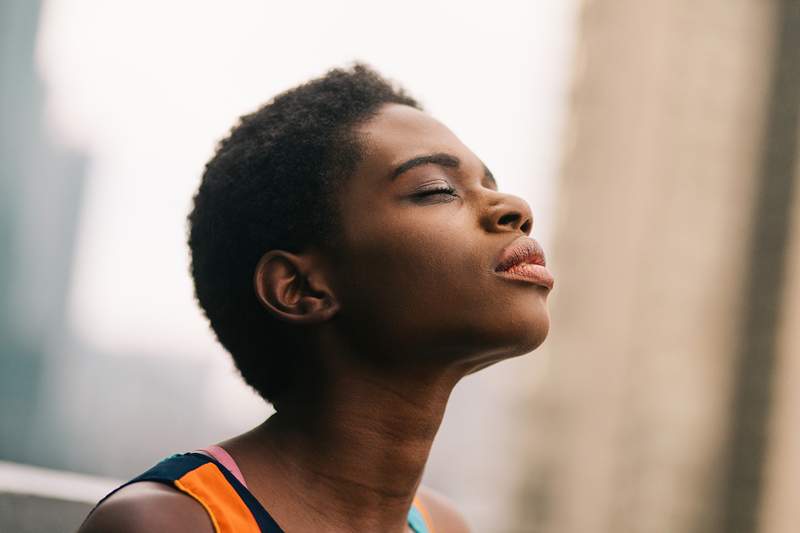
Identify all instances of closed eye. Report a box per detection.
[412,186,460,203]
[416,186,457,197]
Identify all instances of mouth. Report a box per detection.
[493,236,555,290]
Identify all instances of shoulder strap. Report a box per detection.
[88,452,434,533]
[173,456,263,532]
[196,445,248,488]
[409,495,435,533]
[87,452,283,533]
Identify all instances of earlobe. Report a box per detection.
[253,250,340,324]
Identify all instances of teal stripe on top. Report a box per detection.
[407,504,430,533]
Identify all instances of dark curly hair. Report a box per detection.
[187,62,421,410]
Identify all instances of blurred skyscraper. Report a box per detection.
[0,1,242,479]
[514,1,800,533]
[0,0,87,464]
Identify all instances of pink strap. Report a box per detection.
[195,445,248,489]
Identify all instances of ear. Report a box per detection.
[253,250,340,324]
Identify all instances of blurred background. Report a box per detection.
[1,1,799,532]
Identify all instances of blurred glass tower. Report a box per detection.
[514,2,800,533]
[0,2,241,479]
[0,0,87,463]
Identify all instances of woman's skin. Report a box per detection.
[80,103,551,532]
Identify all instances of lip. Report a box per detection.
[493,236,555,290]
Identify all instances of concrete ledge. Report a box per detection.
[0,461,121,533]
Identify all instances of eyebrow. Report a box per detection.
[389,152,498,189]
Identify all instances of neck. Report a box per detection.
[225,350,467,532]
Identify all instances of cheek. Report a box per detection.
[333,208,550,357]
[346,223,470,300]
[335,215,477,329]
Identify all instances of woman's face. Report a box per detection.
[325,103,552,373]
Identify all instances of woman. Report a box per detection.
[78,63,553,533]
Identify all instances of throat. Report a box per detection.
[223,376,454,532]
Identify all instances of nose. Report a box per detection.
[482,192,533,235]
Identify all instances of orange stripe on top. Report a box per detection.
[413,495,436,533]
[174,462,261,533]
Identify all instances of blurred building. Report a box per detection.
[0,0,87,463]
[0,0,247,481]
[513,1,800,533]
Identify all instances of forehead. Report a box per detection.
[354,104,476,177]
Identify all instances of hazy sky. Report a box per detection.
[36,0,577,361]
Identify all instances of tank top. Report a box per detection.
[87,448,435,533]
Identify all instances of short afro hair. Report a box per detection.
[187,62,421,410]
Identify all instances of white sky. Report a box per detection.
[36,0,578,360]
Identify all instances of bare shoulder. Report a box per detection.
[416,484,472,533]
[78,481,214,533]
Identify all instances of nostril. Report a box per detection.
[497,213,531,233]
[498,213,518,226]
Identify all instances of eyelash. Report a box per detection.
[415,186,458,198]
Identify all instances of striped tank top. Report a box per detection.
[88,447,435,532]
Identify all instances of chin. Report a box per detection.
[527,317,550,351]
[464,311,550,375]
[465,323,548,375]
[504,321,548,358]
[506,304,551,357]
